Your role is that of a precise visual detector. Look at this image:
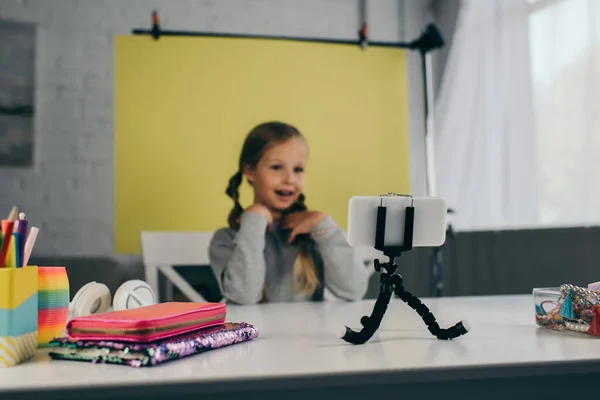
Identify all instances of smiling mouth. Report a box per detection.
[275,190,295,198]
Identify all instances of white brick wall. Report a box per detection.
[0,0,428,257]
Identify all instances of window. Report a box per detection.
[528,0,600,225]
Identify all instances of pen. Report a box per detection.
[16,212,28,267]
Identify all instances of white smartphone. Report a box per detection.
[347,195,447,248]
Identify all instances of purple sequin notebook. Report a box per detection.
[48,322,258,368]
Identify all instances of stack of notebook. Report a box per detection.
[48,302,258,367]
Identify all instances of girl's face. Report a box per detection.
[244,137,308,213]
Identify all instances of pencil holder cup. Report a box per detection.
[37,266,70,348]
[534,285,600,337]
[0,266,39,367]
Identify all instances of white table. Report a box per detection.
[2,294,600,400]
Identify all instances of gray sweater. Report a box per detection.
[208,212,369,304]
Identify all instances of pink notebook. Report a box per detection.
[65,302,226,342]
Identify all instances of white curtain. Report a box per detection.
[529,0,600,226]
[433,0,600,231]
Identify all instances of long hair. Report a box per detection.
[225,122,319,298]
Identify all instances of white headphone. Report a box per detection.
[69,280,157,318]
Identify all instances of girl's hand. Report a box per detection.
[244,203,274,229]
[282,211,327,244]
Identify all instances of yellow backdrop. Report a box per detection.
[114,35,410,254]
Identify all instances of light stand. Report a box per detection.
[341,194,468,345]
[408,24,449,298]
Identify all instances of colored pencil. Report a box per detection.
[0,207,18,268]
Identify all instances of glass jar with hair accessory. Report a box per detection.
[534,285,600,337]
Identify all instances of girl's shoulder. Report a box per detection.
[210,223,268,244]
[210,212,272,248]
[209,226,237,248]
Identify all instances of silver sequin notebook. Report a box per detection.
[48,322,259,367]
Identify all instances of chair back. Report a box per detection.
[140,231,214,266]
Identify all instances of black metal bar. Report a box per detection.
[375,206,387,249]
[420,51,429,126]
[374,205,414,255]
[403,206,415,249]
[131,28,413,49]
[0,105,34,117]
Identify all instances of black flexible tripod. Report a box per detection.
[341,198,469,345]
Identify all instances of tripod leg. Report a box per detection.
[391,275,468,340]
[341,278,394,345]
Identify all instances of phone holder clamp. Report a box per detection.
[341,194,469,345]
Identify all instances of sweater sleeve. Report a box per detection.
[311,216,369,300]
[208,212,268,305]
